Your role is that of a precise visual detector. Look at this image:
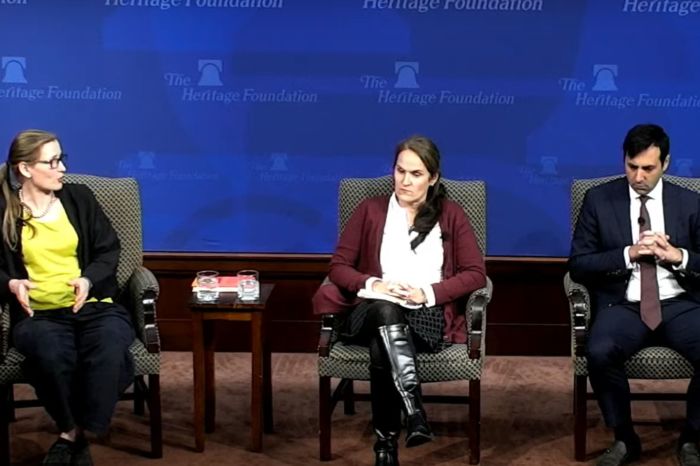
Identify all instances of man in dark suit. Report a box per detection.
[570,124,700,466]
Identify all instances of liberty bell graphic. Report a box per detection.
[394,62,419,89]
[540,156,558,176]
[676,159,693,177]
[270,153,288,172]
[2,57,27,84]
[592,64,618,91]
[137,151,156,170]
[198,60,223,86]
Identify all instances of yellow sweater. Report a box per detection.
[22,205,111,310]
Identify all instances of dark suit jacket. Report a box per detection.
[569,177,700,313]
[328,196,486,343]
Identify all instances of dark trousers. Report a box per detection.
[586,296,700,430]
[12,302,135,435]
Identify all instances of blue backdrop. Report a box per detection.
[1,0,698,255]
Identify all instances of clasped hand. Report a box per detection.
[630,231,683,265]
[8,276,91,317]
[372,280,427,305]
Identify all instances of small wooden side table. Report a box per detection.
[189,283,274,452]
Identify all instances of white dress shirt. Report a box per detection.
[624,179,688,301]
[365,194,443,308]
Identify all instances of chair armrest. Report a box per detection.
[124,266,161,354]
[318,314,337,358]
[564,272,591,357]
[467,276,493,359]
[0,303,8,360]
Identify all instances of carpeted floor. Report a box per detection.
[8,353,690,465]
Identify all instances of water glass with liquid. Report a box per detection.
[196,270,219,302]
[237,269,259,301]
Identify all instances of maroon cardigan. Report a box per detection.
[327,195,486,343]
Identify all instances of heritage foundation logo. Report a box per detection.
[361,0,544,13]
[622,0,700,16]
[104,0,283,10]
[256,153,339,184]
[519,155,570,186]
[559,64,700,109]
[117,151,219,181]
[164,59,318,104]
[360,61,515,106]
[0,56,122,101]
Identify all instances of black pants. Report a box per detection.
[342,300,432,371]
[12,302,135,435]
[341,300,429,433]
[586,296,700,429]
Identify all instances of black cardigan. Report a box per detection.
[0,183,121,324]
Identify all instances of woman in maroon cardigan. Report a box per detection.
[324,135,486,466]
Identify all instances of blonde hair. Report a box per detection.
[0,129,58,249]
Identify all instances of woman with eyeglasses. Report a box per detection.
[0,129,134,465]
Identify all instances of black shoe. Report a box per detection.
[374,429,399,466]
[42,438,74,465]
[595,440,640,466]
[678,442,700,466]
[71,436,93,466]
[405,412,433,448]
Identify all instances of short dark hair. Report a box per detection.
[622,124,670,163]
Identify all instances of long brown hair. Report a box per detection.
[393,135,446,250]
[0,129,58,249]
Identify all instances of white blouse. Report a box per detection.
[365,194,443,308]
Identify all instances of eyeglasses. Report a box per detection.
[33,153,68,169]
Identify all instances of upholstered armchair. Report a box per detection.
[566,174,700,461]
[0,174,162,464]
[317,176,492,464]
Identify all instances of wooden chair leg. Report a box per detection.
[147,375,162,458]
[8,385,15,422]
[1,385,11,466]
[319,376,332,461]
[574,374,587,462]
[468,379,481,465]
[343,379,355,415]
[133,375,145,416]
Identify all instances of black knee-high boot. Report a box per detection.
[371,366,401,465]
[378,323,433,448]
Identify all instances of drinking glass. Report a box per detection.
[196,270,219,302]
[237,269,259,301]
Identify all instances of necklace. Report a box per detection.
[19,188,57,219]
